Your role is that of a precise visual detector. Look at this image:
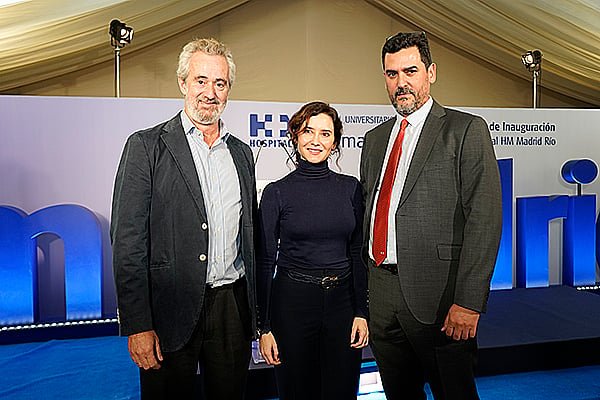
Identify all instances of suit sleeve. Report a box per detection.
[110,133,154,336]
[455,116,502,313]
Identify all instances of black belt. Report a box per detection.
[285,268,351,289]
[378,263,398,275]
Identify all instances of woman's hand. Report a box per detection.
[259,331,282,365]
[350,317,369,348]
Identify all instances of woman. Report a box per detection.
[257,101,369,399]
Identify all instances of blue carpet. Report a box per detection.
[0,336,138,400]
[1,335,599,399]
[358,366,600,399]
[477,366,600,400]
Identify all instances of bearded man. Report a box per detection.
[111,38,257,400]
[359,31,502,400]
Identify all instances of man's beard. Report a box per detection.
[187,96,226,125]
[391,87,423,116]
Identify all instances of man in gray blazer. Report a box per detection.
[360,32,502,399]
[111,38,257,400]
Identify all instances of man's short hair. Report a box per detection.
[382,31,432,69]
[177,38,236,87]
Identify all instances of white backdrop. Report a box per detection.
[0,96,599,313]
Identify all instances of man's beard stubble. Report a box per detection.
[391,87,422,117]
[187,97,226,125]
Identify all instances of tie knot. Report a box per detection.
[400,118,409,130]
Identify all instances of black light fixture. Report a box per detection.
[521,50,542,72]
[109,19,134,48]
[109,19,134,98]
[521,50,542,108]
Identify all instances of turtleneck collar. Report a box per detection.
[296,158,330,178]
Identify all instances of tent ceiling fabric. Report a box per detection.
[0,0,250,91]
[367,0,600,105]
[1,0,598,104]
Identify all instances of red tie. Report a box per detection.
[372,119,408,266]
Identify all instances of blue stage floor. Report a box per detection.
[479,285,600,348]
[1,285,599,399]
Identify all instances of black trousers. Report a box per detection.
[139,277,252,400]
[368,266,480,400]
[270,269,362,400]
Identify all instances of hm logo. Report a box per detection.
[250,113,290,137]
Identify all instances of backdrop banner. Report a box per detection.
[0,96,598,323]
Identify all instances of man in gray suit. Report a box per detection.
[111,38,256,400]
[360,32,502,399]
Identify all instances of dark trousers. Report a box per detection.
[368,266,480,400]
[139,277,252,400]
[271,269,362,400]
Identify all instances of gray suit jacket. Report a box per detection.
[360,100,502,324]
[111,113,257,352]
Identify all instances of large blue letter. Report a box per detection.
[561,158,598,286]
[0,204,102,325]
[491,159,513,290]
[563,195,596,286]
[516,196,568,288]
[0,207,36,325]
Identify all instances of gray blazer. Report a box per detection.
[360,100,502,324]
[111,113,257,352]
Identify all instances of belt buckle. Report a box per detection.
[321,276,338,289]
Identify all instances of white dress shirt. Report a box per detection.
[369,97,434,264]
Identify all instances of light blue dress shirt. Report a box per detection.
[181,111,245,287]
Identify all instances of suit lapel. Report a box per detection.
[160,113,208,220]
[369,117,397,202]
[399,101,446,206]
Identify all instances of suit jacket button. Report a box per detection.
[199,254,207,261]
[201,223,208,230]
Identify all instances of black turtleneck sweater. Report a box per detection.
[257,159,368,332]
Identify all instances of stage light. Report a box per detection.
[521,50,542,72]
[109,19,134,98]
[109,19,134,48]
[521,50,543,108]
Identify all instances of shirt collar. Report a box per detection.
[180,110,230,143]
[404,96,434,127]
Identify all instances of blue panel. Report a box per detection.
[516,196,568,288]
[563,195,597,286]
[0,207,36,325]
[491,159,513,290]
[597,215,600,269]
